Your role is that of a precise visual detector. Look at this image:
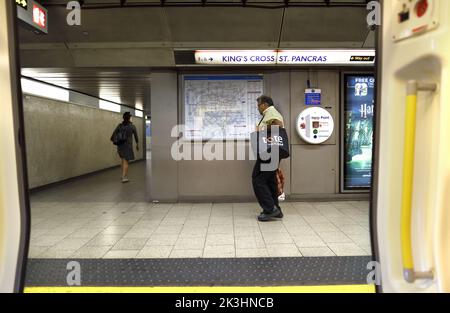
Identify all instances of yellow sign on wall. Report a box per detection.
[16,0,28,9]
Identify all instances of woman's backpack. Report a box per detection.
[111,124,127,146]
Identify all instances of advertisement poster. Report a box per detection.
[343,74,375,190]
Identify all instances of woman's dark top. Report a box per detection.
[112,122,139,161]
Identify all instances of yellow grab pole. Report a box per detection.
[401,90,417,281]
[401,81,437,283]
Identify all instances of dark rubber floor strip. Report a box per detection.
[25,256,372,287]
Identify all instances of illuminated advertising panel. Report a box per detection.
[342,74,376,191]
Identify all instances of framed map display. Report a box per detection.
[183,75,264,140]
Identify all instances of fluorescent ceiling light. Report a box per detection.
[135,101,144,117]
[21,78,69,102]
[99,90,121,113]
[99,100,121,113]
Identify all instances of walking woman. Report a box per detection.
[111,112,139,183]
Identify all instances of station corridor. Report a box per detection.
[28,162,371,260]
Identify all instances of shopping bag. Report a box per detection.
[276,168,285,198]
[250,127,290,161]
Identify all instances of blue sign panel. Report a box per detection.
[343,75,375,190]
[305,89,322,106]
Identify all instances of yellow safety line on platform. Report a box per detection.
[25,285,375,293]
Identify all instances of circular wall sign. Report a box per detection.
[296,107,334,144]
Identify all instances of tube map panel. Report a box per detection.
[184,75,263,140]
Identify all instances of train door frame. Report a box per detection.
[369,0,383,294]
[1,1,386,293]
[372,0,450,292]
[0,0,31,293]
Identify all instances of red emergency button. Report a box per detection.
[415,0,429,18]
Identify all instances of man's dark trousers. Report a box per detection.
[252,159,279,214]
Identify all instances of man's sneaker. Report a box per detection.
[274,207,284,219]
[260,206,284,219]
[122,177,130,183]
[257,214,271,222]
[257,207,282,222]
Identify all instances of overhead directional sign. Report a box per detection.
[277,50,375,65]
[195,50,376,66]
[16,0,48,34]
[195,50,278,65]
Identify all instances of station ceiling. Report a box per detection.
[19,0,374,109]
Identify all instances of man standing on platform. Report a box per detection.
[253,95,285,222]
